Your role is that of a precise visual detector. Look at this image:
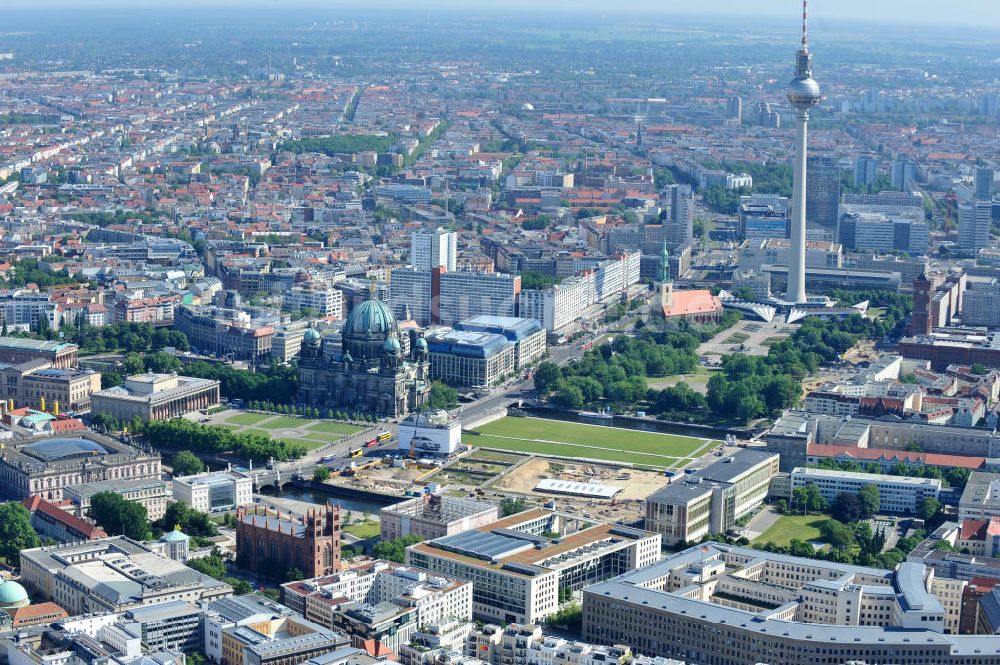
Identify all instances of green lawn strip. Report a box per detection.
[306,421,364,436]
[276,437,324,451]
[344,521,381,539]
[476,417,705,457]
[474,435,679,467]
[754,515,833,548]
[257,416,309,430]
[225,412,273,426]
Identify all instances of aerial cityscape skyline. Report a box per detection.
[0,1,999,664]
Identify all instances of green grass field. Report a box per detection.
[755,515,833,547]
[225,412,272,426]
[307,421,364,436]
[257,416,310,430]
[344,521,381,539]
[472,417,711,468]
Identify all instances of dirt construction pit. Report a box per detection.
[496,457,667,501]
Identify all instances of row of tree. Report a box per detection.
[815,457,972,490]
[0,502,42,566]
[182,361,299,404]
[142,418,307,463]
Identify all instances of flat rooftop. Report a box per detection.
[411,510,655,577]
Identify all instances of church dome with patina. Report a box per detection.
[344,298,398,338]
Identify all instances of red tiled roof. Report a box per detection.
[661,290,723,318]
[961,519,989,541]
[9,602,68,627]
[22,496,107,539]
[361,639,395,660]
[806,443,985,470]
[49,419,86,433]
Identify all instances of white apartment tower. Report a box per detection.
[411,228,457,272]
[958,200,992,254]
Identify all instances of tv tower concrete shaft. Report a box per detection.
[784,0,821,304]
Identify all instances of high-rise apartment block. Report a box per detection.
[669,184,694,243]
[805,154,841,233]
[726,95,742,124]
[854,155,878,188]
[891,158,916,191]
[958,200,992,254]
[411,228,457,272]
[976,166,995,201]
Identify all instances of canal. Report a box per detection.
[271,484,396,515]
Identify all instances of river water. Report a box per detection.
[272,485,394,514]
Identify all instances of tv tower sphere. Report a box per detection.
[786,1,821,112]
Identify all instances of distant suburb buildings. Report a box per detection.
[405,508,660,624]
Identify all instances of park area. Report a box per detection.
[470,417,716,469]
[754,515,834,548]
[212,411,364,451]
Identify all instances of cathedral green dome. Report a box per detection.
[303,328,322,344]
[344,298,397,337]
[383,337,401,354]
[0,581,28,608]
[415,337,428,350]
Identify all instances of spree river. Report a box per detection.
[271,485,395,514]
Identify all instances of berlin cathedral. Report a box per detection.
[297,288,431,418]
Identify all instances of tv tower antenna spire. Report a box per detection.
[802,0,809,50]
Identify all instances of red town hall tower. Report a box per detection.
[236,504,341,578]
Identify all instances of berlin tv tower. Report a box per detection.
[785,0,822,304]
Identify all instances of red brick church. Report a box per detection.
[236,504,341,578]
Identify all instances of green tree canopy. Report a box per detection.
[171,450,205,477]
[0,502,41,566]
[372,535,423,563]
[859,484,880,519]
[89,492,152,541]
[831,492,864,523]
[426,382,458,410]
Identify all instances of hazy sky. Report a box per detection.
[6,0,1000,28]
